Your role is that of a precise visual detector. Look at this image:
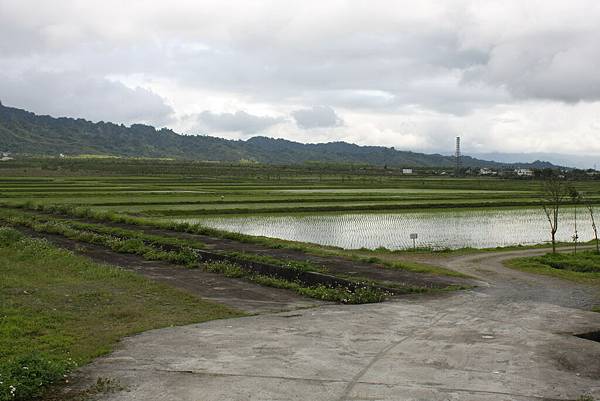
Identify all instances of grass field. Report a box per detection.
[505,251,600,286]
[0,227,243,401]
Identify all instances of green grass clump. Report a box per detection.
[203,261,389,304]
[204,261,246,278]
[224,251,326,273]
[506,252,600,285]
[535,251,600,273]
[297,284,388,304]
[0,227,242,401]
[0,353,75,401]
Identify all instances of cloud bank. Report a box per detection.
[1,0,599,161]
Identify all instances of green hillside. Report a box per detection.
[0,102,553,168]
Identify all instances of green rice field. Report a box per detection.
[1,158,599,251]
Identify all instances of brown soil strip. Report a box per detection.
[16,227,325,314]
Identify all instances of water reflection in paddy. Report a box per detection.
[178,207,593,250]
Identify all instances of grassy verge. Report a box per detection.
[505,251,600,286]
[0,227,242,401]
[203,261,392,304]
[358,239,592,257]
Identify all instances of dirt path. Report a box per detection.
[429,247,600,310]
[68,247,600,401]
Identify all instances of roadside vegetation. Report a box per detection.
[0,227,242,401]
[504,174,600,311]
[506,252,600,286]
[203,261,392,304]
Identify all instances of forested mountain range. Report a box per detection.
[0,102,556,168]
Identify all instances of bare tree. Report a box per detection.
[541,176,568,253]
[569,187,582,254]
[585,200,599,254]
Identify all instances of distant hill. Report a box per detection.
[0,102,557,168]
[471,152,599,170]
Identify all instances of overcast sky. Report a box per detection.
[1,0,600,161]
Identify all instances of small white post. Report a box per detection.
[410,233,418,250]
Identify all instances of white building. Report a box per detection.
[479,168,495,175]
[402,168,413,174]
[515,168,534,177]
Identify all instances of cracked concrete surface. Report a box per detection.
[75,249,600,401]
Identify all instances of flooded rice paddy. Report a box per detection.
[178,207,594,250]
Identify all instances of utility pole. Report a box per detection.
[455,136,461,177]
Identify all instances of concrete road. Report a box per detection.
[77,249,600,401]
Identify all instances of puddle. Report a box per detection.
[575,331,600,343]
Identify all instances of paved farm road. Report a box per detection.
[78,248,600,401]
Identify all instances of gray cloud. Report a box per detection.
[472,32,600,103]
[0,70,174,125]
[196,110,283,134]
[292,106,343,129]
[1,1,600,157]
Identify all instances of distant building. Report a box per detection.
[0,151,13,161]
[479,168,496,176]
[402,168,413,174]
[515,168,534,177]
